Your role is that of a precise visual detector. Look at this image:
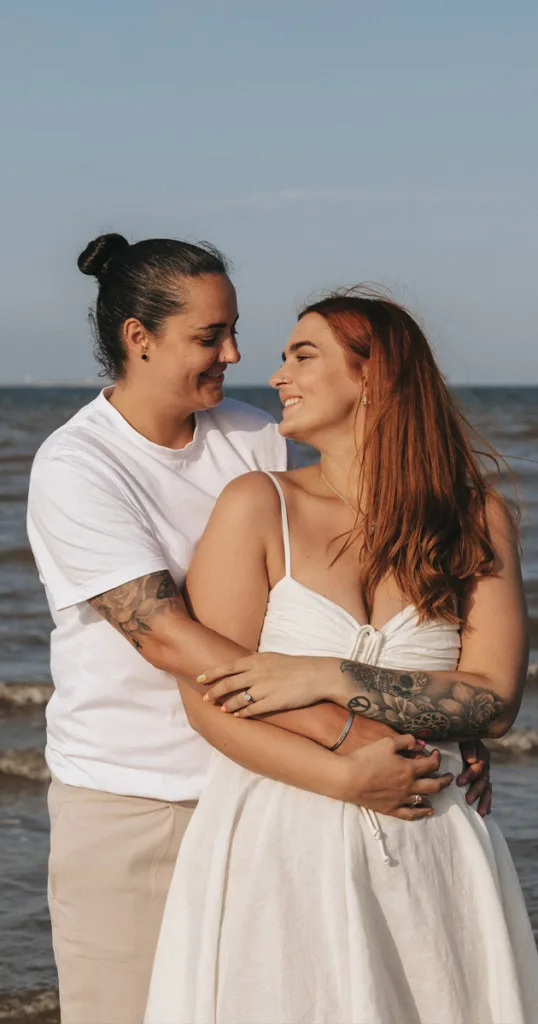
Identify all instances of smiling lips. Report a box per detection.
[282,396,303,410]
[201,369,225,382]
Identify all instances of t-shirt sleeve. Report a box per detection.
[254,418,289,472]
[27,453,169,611]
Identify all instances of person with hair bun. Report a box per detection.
[27,239,492,1024]
[145,291,537,1023]
[27,238,490,1023]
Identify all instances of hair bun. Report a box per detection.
[77,233,130,279]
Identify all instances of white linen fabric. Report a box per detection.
[146,472,538,1024]
[27,392,287,800]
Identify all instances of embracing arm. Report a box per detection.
[334,499,528,740]
[203,497,528,743]
[89,567,360,798]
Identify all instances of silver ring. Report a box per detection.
[243,691,255,705]
[411,794,423,807]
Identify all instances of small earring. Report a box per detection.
[141,352,148,361]
[362,393,368,406]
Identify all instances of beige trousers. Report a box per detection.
[47,775,196,1024]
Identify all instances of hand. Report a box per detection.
[200,653,336,716]
[339,734,454,819]
[457,738,492,817]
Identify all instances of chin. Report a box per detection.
[278,412,312,444]
[198,383,225,408]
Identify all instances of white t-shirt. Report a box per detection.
[27,390,287,800]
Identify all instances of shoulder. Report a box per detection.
[31,395,102,468]
[201,398,287,471]
[209,471,283,529]
[204,397,277,433]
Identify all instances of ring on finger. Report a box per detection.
[410,794,423,807]
[242,691,256,705]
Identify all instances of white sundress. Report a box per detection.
[146,473,538,1024]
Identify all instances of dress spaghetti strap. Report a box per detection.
[264,472,292,577]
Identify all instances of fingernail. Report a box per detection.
[416,739,427,747]
[221,705,228,713]
[196,674,207,683]
[203,694,209,702]
[427,810,435,816]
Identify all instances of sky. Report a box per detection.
[1,0,537,385]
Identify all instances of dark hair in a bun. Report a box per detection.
[77,233,229,379]
[77,233,130,280]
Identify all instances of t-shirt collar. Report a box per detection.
[95,387,204,462]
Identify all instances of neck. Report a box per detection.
[106,380,195,449]
[319,440,361,503]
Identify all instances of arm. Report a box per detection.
[89,477,443,817]
[334,498,528,740]
[202,497,528,742]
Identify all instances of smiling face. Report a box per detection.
[270,312,367,446]
[124,273,240,412]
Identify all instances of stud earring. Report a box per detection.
[141,352,148,361]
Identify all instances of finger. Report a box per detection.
[477,783,492,817]
[221,689,263,714]
[465,776,489,806]
[197,658,253,686]
[480,786,493,817]
[473,739,491,767]
[233,700,269,719]
[457,759,486,786]
[415,772,454,796]
[458,739,478,764]
[204,677,259,703]
[393,806,435,821]
[392,733,423,754]
[204,680,244,703]
[411,749,441,777]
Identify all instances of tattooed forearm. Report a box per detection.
[89,570,182,651]
[340,661,506,740]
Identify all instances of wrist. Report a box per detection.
[323,659,349,704]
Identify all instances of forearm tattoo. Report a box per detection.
[341,661,506,740]
[89,570,181,651]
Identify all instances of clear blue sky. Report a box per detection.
[1,0,537,384]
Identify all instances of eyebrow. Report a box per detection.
[281,340,317,361]
[197,315,239,332]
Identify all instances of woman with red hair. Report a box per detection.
[146,290,537,1023]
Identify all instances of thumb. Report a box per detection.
[392,733,420,753]
[459,739,478,763]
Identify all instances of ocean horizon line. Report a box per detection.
[2,381,538,391]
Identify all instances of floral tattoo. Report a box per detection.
[341,661,505,740]
[89,570,182,651]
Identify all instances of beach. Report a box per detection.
[1,384,537,1019]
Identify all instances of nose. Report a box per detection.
[269,363,290,389]
[219,334,241,365]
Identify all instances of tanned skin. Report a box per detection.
[89,571,181,652]
[340,663,506,741]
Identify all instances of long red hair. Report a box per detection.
[299,288,517,624]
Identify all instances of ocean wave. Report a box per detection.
[0,988,59,1022]
[489,729,538,756]
[0,748,50,782]
[2,727,538,784]
[0,683,53,708]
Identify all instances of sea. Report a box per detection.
[1,385,537,1021]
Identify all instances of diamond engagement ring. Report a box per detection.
[243,691,255,705]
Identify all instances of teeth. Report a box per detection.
[283,397,302,408]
